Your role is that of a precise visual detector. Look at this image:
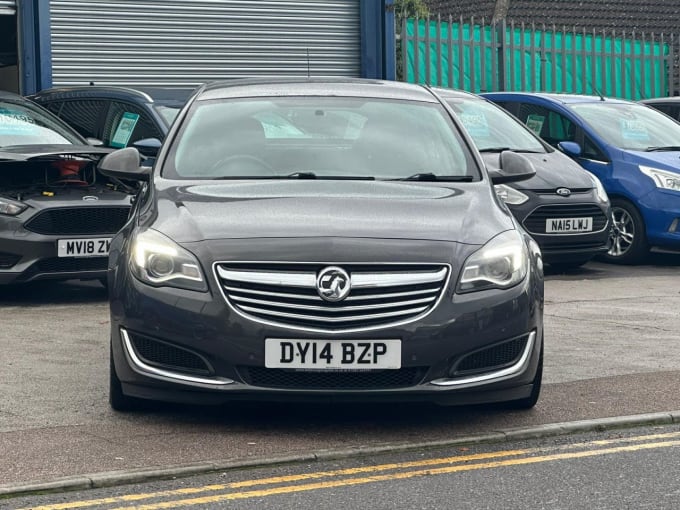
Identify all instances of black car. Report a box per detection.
[0,91,135,285]
[639,97,680,122]
[99,78,544,411]
[29,86,186,152]
[434,88,612,269]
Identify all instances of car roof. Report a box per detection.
[430,87,484,101]
[640,97,680,104]
[30,85,189,107]
[482,91,634,105]
[195,78,439,102]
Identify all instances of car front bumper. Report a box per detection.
[109,238,544,406]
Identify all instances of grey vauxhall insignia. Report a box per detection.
[100,79,545,411]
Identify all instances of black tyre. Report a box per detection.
[601,198,649,264]
[109,351,143,412]
[504,340,543,410]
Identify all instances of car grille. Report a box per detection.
[215,263,450,332]
[128,332,212,375]
[453,335,529,375]
[24,206,130,235]
[532,188,591,195]
[34,256,108,273]
[523,204,608,235]
[32,257,109,273]
[539,239,609,252]
[241,366,426,389]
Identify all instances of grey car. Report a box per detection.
[99,79,544,411]
[0,91,134,285]
[435,88,611,269]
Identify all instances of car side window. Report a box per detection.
[582,136,608,162]
[516,104,576,148]
[102,102,162,148]
[51,99,107,139]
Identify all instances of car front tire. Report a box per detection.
[109,350,144,412]
[504,338,543,410]
[602,198,649,264]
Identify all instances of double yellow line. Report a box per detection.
[21,431,680,510]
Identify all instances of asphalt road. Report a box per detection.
[0,254,679,490]
[9,424,680,509]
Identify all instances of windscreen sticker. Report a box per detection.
[110,112,140,148]
[525,114,545,136]
[0,107,38,134]
[458,111,490,137]
[619,119,650,141]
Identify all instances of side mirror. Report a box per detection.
[98,147,151,181]
[488,151,536,184]
[133,137,162,157]
[558,141,582,158]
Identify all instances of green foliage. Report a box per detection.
[394,0,429,21]
[394,0,429,81]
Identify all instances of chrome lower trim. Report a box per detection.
[429,331,537,388]
[120,329,235,387]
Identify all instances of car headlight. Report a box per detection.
[586,173,609,202]
[130,229,207,291]
[639,166,680,192]
[457,230,529,293]
[0,196,27,216]
[494,184,529,205]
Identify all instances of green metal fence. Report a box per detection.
[402,17,674,99]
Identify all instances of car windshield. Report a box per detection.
[570,102,680,151]
[444,97,546,153]
[0,100,83,148]
[155,105,181,127]
[164,97,479,180]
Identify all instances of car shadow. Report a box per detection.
[0,279,108,305]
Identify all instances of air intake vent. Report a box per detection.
[241,367,426,389]
[454,335,529,375]
[128,332,211,375]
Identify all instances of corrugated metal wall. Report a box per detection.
[50,0,361,91]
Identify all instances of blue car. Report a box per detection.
[483,92,680,264]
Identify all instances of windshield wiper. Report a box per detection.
[478,147,543,154]
[478,147,512,153]
[389,173,474,182]
[645,146,680,152]
[212,172,375,180]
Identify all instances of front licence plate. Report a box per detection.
[265,339,402,370]
[545,217,593,233]
[57,238,111,258]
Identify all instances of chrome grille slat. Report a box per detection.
[215,262,450,332]
[224,284,440,302]
[238,304,431,323]
[230,294,437,312]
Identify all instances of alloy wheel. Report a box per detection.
[608,206,635,257]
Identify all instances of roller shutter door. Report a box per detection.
[49,0,361,91]
[0,1,15,15]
